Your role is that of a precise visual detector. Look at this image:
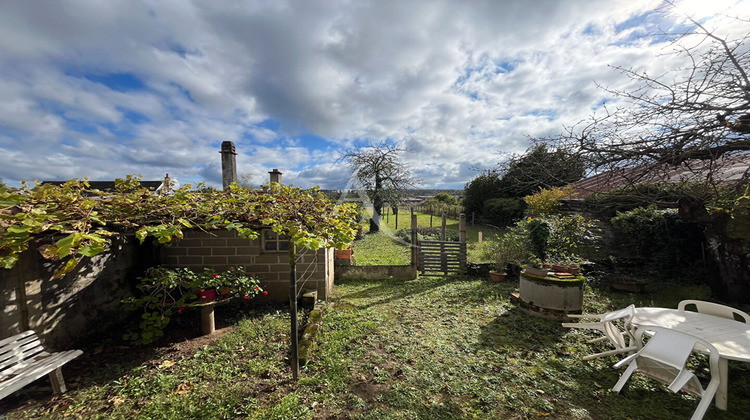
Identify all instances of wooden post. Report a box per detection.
[411,213,418,269]
[478,231,483,243]
[441,213,447,241]
[289,244,299,381]
[430,210,433,228]
[459,213,466,243]
[200,304,215,335]
[395,211,399,230]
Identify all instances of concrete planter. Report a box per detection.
[518,271,585,321]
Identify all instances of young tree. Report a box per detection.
[497,144,585,198]
[340,142,418,232]
[463,170,504,216]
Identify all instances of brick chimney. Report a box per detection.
[269,168,283,184]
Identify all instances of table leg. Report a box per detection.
[201,304,216,335]
[716,358,728,410]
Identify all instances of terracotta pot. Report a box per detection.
[335,249,353,259]
[489,271,508,283]
[199,288,217,301]
[220,287,232,296]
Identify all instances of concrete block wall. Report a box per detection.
[160,229,334,301]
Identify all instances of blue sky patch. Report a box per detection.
[83,72,146,92]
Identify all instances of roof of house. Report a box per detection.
[568,153,750,198]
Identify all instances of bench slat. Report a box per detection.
[0,331,83,400]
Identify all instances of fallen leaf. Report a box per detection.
[160,360,175,368]
[175,381,194,394]
[110,396,126,406]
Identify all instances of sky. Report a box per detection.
[0,0,748,190]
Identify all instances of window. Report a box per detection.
[263,230,290,252]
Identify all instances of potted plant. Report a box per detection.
[482,233,529,282]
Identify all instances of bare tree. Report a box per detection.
[340,142,418,233]
[548,12,750,196]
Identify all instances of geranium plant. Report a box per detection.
[122,266,264,344]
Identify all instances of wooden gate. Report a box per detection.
[418,240,467,276]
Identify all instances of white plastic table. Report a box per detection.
[631,307,750,410]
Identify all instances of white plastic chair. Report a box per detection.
[562,304,637,360]
[678,299,750,323]
[612,326,720,420]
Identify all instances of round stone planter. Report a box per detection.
[518,271,585,321]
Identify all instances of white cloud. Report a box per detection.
[0,0,747,188]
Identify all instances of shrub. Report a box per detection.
[524,186,576,216]
[481,197,525,228]
[610,206,705,278]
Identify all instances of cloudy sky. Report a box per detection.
[0,0,747,189]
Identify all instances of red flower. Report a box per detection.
[177,307,185,313]
[211,274,219,278]
[263,291,268,295]
[228,267,233,271]
[243,295,249,300]
[254,286,259,290]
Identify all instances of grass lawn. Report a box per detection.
[5,278,748,419]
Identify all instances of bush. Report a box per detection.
[610,206,706,278]
[481,197,525,228]
[524,186,575,216]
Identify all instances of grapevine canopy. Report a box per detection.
[0,176,359,278]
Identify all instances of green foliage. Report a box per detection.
[122,266,264,344]
[524,185,575,216]
[481,197,525,227]
[498,144,585,198]
[475,232,530,272]
[0,177,358,277]
[431,192,458,205]
[610,206,706,277]
[463,170,504,216]
[511,215,601,264]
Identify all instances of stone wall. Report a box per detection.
[0,235,157,350]
[159,229,334,300]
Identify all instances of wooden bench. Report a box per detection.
[0,330,83,400]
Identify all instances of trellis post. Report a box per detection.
[289,244,299,381]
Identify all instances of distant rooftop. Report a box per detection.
[569,153,750,199]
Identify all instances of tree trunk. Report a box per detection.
[370,174,383,233]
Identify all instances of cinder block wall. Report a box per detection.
[159,229,334,300]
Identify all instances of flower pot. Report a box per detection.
[335,249,353,259]
[489,271,507,283]
[198,288,217,301]
[220,287,232,296]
